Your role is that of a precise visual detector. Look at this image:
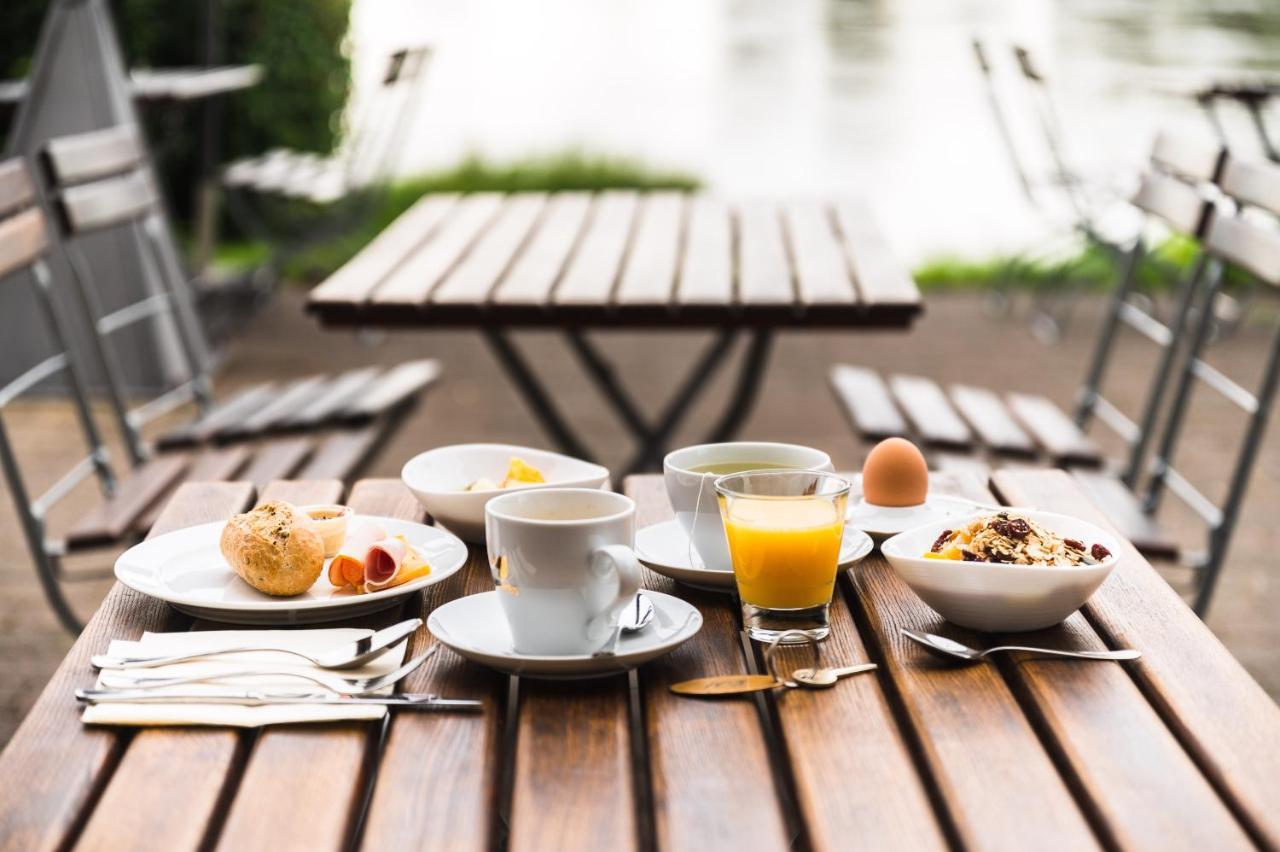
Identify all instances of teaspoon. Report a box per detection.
[593,593,657,657]
[901,629,1141,664]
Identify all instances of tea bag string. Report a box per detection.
[686,472,707,570]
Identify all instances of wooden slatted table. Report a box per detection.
[1,470,1277,851]
[307,193,922,474]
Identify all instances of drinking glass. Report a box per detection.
[715,470,851,643]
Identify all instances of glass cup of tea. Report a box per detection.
[715,469,852,643]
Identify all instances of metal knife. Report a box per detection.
[75,688,483,711]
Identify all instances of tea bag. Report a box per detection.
[670,630,827,696]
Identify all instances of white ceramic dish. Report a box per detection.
[427,590,702,679]
[880,509,1121,632]
[401,444,610,541]
[847,495,982,539]
[114,515,468,625]
[635,519,875,592]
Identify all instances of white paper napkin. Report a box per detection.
[82,628,409,728]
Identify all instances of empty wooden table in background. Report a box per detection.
[0,469,1276,850]
[307,192,922,474]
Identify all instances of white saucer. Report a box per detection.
[114,515,469,625]
[635,519,875,593]
[846,496,982,539]
[427,590,702,679]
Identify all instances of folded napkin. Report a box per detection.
[83,627,408,728]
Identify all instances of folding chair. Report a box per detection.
[1142,153,1280,615]
[830,132,1225,557]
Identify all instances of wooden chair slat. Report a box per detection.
[65,454,191,549]
[215,375,331,440]
[1150,131,1223,182]
[238,437,315,489]
[372,193,506,307]
[930,451,993,481]
[889,374,974,450]
[737,202,794,305]
[280,367,382,429]
[623,477,793,849]
[1204,211,1280,286]
[0,483,251,852]
[554,191,639,306]
[949,383,1038,456]
[215,481,413,852]
[509,679,637,852]
[491,192,592,305]
[769,555,950,850]
[0,208,49,281]
[362,488,506,852]
[828,364,909,442]
[1007,393,1104,467]
[336,358,441,422]
[1070,470,1179,558]
[851,472,1100,850]
[432,194,547,305]
[993,469,1280,848]
[674,196,732,306]
[308,194,459,308]
[0,158,37,218]
[58,170,158,234]
[294,427,380,481]
[614,191,684,306]
[130,445,253,536]
[994,613,1255,851]
[78,483,346,852]
[1131,172,1212,238]
[831,200,921,309]
[44,125,145,185]
[1216,155,1280,216]
[783,201,857,305]
[156,383,279,448]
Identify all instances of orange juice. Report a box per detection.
[722,497,844,609]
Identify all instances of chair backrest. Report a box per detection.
[42,125,212,463]
[345,46,433,188]
[1074,132,1222,486]
[0,157,118,629]
[1144,155,1280,613]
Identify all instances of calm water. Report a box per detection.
[350,0,1280,261]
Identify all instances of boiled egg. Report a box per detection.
[861,438,928,507]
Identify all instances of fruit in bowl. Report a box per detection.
[401,444,610,542]
[880,509,1121,632]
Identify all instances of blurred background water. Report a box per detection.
[350,0,1280,262]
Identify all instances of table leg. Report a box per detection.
[706,329,773,443]
[482,327,598,462]
[565,328,653,443]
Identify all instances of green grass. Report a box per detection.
[270,151,701,284]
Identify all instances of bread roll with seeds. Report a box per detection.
[219,501,325,596]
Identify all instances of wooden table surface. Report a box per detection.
[306,192,921,328]
[1,470,1277,852]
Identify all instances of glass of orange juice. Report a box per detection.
[715,470,851,643]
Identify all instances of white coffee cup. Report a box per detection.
[663,442,834,572]
[485,488,642,655]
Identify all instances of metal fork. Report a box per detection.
[99,646,437,696]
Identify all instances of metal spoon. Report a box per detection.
[791,663,879,688]
[901,629,1141,664]
[91,618,423,671]
[99,646,437,696]
[593,594,657,657]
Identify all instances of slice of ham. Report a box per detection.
[365,536,431,592]
[328,519,386,589]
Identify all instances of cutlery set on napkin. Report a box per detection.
[81,619,481,727]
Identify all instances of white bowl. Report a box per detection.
[401,444,610,541]
[880,509,1121,632]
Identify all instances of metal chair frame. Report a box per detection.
[0,158,119,632]
[1143,154,1280,614]
[41,125,214,464]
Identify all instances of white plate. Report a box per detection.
[847,495,982,539]
[427,590,702,679]
[635,519,875,592]
[114,516,469,625]
[401,444,611,541]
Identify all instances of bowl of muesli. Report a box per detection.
[880,509,1121,632]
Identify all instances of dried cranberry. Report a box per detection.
[961,549,979,562]
[931,530,954,553]
[1091,543,1112,561]
[987,551,1011,564]
[1064,538,1084,551]
[990,518,1031,539]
